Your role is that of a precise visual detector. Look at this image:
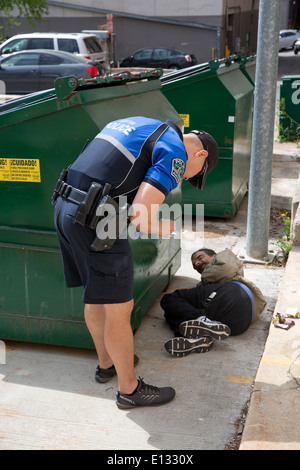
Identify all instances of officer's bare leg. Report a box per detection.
[84,300,138,394]
[84,304,113,369]
[104,300,138,394]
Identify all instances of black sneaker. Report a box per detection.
[116,377,176,409]
[95,354,139,384]
[164,336,213,357]
[179,318,231,340]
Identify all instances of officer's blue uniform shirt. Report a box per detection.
[68,116,187,202]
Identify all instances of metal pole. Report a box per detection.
[246,0,282,260]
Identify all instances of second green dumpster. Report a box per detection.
[162,56,255,218]
[279,75,300,141]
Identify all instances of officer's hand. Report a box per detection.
[130,182,170,237]
[159,219,176,238]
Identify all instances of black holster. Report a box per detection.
[52,167,126,252]
[90,195,122,252]
[74,182,111,228]
[51,167,69,206]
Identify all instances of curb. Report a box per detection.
[292,173,300,245]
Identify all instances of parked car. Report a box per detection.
[279,30,300,50]
[0,49,103,94]
[0,32,106,65]
[294,39,300,54]
[120,47,197,70]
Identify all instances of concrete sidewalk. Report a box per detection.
[0,141,299,451]
[240,141,300,451]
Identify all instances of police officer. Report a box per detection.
[53,116,218,409]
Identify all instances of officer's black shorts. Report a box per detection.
[54,197,134,304]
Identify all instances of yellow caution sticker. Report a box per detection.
[0,158,41,183]
[179,114,190,128]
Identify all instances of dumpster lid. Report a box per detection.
[0,88,56,113]
[54,69,164,100]
[281,75,300,81]
[0,69,168,129]
[0,69,164,112]
[161,54,245,84]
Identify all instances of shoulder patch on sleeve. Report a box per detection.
[171,158,185,184]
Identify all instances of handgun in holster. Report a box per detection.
[87,183,112,230]
[90,194,121,252]
[74,182,121,252]
[73,182,107,227]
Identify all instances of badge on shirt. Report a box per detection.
[171,158,185,184]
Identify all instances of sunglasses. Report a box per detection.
[197,159,208,190]
[190,130,209,190]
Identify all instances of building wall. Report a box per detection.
[112,17,220,64]
[280,0,291,28]
[0,0,260,63]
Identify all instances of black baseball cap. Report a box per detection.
[188,130,219,190]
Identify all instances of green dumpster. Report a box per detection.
[161,55,254,218]
[0,71,182,348]
[279,75,300,141]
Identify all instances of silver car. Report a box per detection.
[0,49,103,94]
[279,30,300,50]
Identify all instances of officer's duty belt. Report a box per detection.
[55,181,87,205]
[52,169,122,252]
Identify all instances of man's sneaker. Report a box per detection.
[95,354,139,384]
[164,336,213,357]
[116,377,175,409]
[179,318,231,340]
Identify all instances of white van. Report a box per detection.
[0,32,106,63]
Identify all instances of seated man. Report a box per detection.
[161,248,266,357]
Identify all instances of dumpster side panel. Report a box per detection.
[217,68,253,216]
[162,73,236,149]
[0,244,90,347]
[0,77,182,347]
[231,95,252,204]
[181,152,233,217]
[240,60,256,86]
